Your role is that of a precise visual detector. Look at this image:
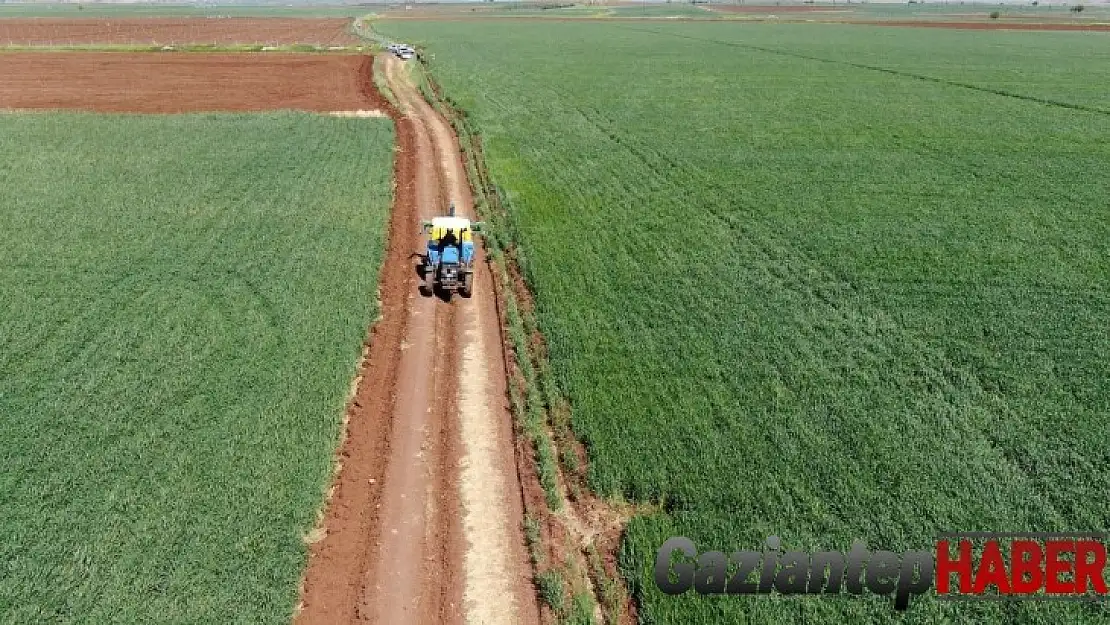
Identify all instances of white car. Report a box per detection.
[388,43,415,58]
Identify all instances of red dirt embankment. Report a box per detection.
[0,53,374,113]
[0,17,358,45]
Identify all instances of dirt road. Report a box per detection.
[295,54,539,625]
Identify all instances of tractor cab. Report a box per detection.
[420,207,484,298]
[425,216,475,267]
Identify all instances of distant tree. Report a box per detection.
[989,10,1000,17]
[1071,4,1085,11]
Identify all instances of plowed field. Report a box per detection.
[0,53,375,113]
[0,17,358,45]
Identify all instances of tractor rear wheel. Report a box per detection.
[460,271,474,298]
[422,266,436,296]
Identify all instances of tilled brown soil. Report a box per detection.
[0,17,358,45]
[0,53,376,113]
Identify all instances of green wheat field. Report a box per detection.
[0,112,394,623]
[379,20,1110,623]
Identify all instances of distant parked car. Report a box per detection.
[387,43,415,60]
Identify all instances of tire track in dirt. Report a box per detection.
[295,54,539,625]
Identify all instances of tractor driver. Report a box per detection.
[440,228,459,250]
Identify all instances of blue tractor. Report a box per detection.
[421,203,483,299]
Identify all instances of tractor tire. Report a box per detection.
[460,272,474,298]
[422,266,436,296]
